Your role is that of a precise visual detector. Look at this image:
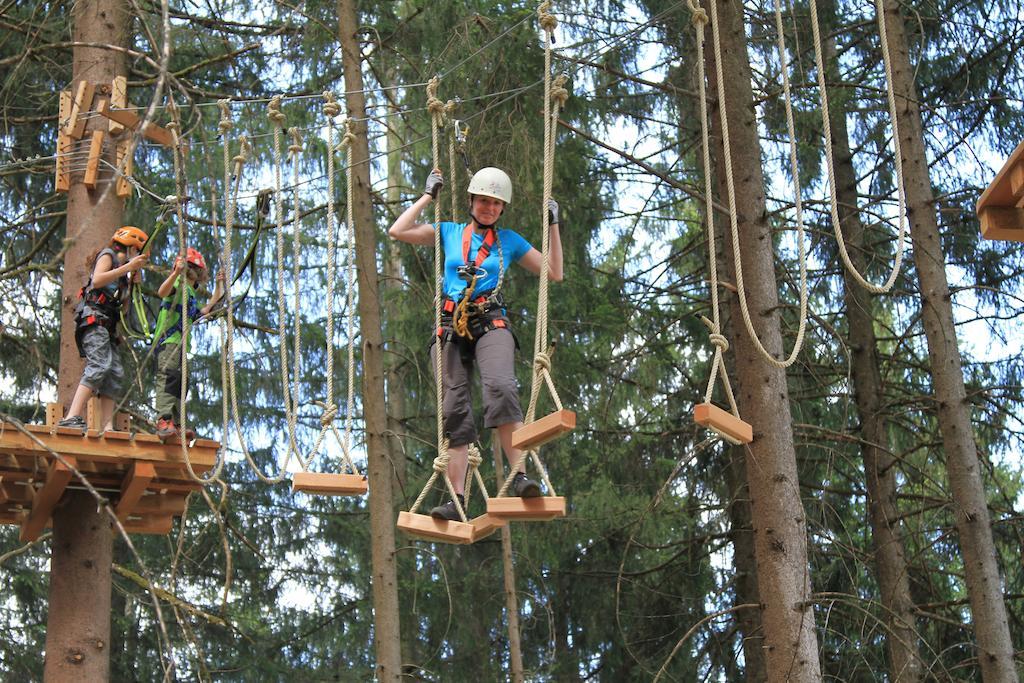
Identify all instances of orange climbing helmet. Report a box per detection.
[186,247,207,271]
[112,225,148,250]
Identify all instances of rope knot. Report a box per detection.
[267,95,286,125]
[322,91,341,118]
[533,351,552,373]
[319,402,338,427]
[538,0,558,32]
[467,444,482,469]
[690,6,709,27]
[426,76,445,119]
[551,74,570,107]
[233,135,251,166]
[287,127,303,155]
[709,333,729,353]
[217,99,233,134]
[432,452,451,474]
[340,119,356,149]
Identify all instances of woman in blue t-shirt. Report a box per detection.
[388,167,563,521]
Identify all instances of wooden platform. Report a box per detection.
[291,472,367,496]
[396,511,475,544]
[693,402,753,445]
[0,407,219,541]
[486,496,567,521]
[977,140,1024,241]
[468,512,507,540]
[510,410,576,452]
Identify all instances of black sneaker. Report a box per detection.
[430,495,466,522]
[57,415,87,431]
[512,472,541,498]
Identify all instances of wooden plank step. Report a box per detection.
[693,402,753,445]
[469,512,507,541]
[396,511,474,544]
[511,410,576,452]
[291,472,367,496]
[486,496,567,521]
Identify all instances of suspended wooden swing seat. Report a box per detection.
[977,140,1024,241]
[291,472,367,496]
[396,511,476,544]
[510,409,576,452]
[0,401,219,541]
[486,495,566,521]
[694,402,753,445]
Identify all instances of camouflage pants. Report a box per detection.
[79,325,123,398]
[154,341,184,421]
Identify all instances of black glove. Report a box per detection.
[548,198,560,225]
[425,170,444,199]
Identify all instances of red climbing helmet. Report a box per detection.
[186,247,206,270]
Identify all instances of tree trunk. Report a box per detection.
[703,0,821,679]
[824,34,924,681]
[46,0,127,678]
[335,1,404,679]
[881,1,1017,679]
[494,439,525,682]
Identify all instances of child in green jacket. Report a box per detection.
[152,247,223,438]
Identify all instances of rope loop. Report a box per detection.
[319,402,338,427]
[267,95,286,126]
[232,135,251,166]
[467,444,483,469]
[322,91,342,118]
[217,99,233,134]
[287,127,303,155]
[709,333,729,353]
[538,0,558,33]
[340,118,357,149]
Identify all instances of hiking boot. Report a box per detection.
[156,417,177,439]
[511,472,541,498]
[57,415,87,431]
[430,494,466,522]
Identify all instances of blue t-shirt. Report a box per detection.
[440,222,533,301]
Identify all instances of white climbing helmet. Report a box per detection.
[467,167,513,204]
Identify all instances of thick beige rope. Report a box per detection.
[804,0,909,293]
[408,77,466,522]
[497,3,565,499]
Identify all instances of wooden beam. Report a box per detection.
[108,76,127,136]
[396,511,475,544]
[83,130,105,190]
[486,496,567,521]
[693,402,753,445]
[115,138,133,198]
[0,429,219,468]
[86,397,101,432]
[65,80,95,139]
[134,493,187,516]
[20,456,75,542]
[979,207,1024,243]
[96,99,174,147]
[122,516,174,535]
[46,403,64,427]
[291,472,368,496]
[510,410,576,452]
[0,480,33,504]
[115,461,155,520]
[114,412,131,432]
[55,91,73,193]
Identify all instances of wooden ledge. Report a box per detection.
[292,472,368,496]
[469,512,507,541]
[486,496,566,521]
[693,402,753,445]
[511,410,576,452]
[396,511,475,544]
[978,140,1024,241]
[20,457,75,542]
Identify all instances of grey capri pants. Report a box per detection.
[432,327,524,447]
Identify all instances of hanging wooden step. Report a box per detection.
[510,409,576,452]
[693,402,753,445]
[291,472,367,496]
[396,511,475,544]
[977,139,1024,241]
[468,512,507,541]
[486,496,566,521]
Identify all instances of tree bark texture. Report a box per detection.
[881,1,1018,679]
[336,0,404,679]
[494,440,525,682]
[46,0,127,678]
[704,0,821,679]
[825,35,924,681]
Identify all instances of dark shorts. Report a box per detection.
[432,327,523,447]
